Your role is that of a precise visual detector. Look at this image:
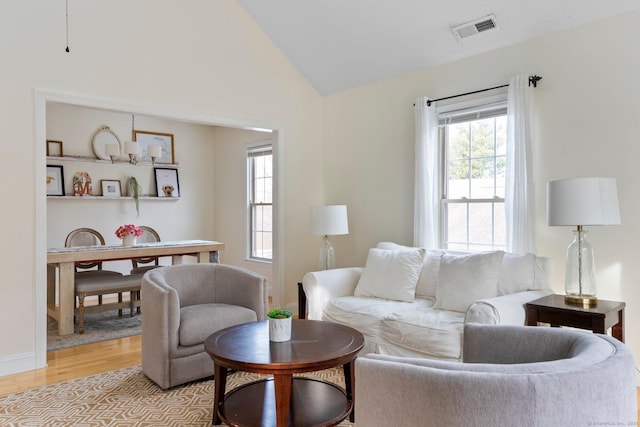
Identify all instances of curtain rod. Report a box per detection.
[422,75,542,107]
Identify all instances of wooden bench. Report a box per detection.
[75,273,144,334]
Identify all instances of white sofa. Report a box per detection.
[302,242,553,360]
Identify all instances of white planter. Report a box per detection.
[122,235,137,247]
[268,317,292,342]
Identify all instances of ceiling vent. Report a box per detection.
[451,14,498,41]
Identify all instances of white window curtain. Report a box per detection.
[413,96,439,248]
[505,74,537,254]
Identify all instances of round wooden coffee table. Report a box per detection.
[204,319,364,427]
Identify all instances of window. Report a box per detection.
[440,101,507,251]
[247,145,273,261]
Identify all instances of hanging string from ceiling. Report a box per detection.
[421,75,542,107]
[65,0,70,53]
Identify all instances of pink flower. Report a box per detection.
[115,224,143,239]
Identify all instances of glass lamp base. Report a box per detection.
[564,294,598,307]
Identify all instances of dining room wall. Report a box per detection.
[46,103,219,273]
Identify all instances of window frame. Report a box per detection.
[247,143,273,262]
[438,96,507,252]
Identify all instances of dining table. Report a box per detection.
[47,239,225,335]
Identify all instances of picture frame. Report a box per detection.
[46,140,64,157]
[46,165,65,196]
[154,167,180,197]
[101,179,122,197]
[134,130,175,164]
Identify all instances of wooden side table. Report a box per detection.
[525,294,625,342]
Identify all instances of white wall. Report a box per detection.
[213,126,274,288]
[0,0,324,375]
[324,11,640,365]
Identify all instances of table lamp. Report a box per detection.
[546,177,621,307]
[310,205,349,270]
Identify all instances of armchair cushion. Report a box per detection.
[354,248,425,302]
[179,303,257,347]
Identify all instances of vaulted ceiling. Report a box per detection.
[237,1,640,94]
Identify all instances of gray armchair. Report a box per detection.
[355,324,637,427]
[141,263,268,389]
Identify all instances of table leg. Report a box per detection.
[612,309,625,342]
[197,250,209,263]
[273,374,293,427]
[212,364,227,425]
[525,307,538,326]
[343,361,356,422]
[47,264,57,320]
[58,261,75,335]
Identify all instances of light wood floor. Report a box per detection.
[0,335,141,396]
[1,334,639,422]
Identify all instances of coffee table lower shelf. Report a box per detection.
[219,377,352,427]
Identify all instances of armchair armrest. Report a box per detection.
[465,289,553,325]
[301,267,363,320]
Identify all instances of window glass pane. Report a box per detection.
[468,203,494,245]
[470,119,495,159]
[495,116,507,156]
[495,155,506,198]
[446,203,467,245]
[447,123,469,160]
[447,160,469,198]
[470,159,495,198]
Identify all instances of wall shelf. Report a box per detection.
[46,155,179,167]
[47,195,180,201]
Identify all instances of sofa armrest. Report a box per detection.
[301,267,363,320]
[465,289,554,325]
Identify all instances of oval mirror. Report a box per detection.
[92,126,122,160]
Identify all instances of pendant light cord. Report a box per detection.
[65,0,70,53]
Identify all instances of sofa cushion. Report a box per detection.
[375,242,443,298]
[499,252,536,295]
[434,251,504,312]
[323,295,436,347]
[354,248,425,302]
[381,308,465,359]
[179,303,257,347]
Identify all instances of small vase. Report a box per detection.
[268,317,292,342]
[122,234,137,247]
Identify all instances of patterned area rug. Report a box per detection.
[0,365,355,426]
[47,311,141,351]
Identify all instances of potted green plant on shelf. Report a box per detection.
[267,308,292,342]
[128,176,142,216]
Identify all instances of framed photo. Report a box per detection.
[46,165,65,196]
[134,130,174,164]
[101,179,122,197]
[154,167,180,197]
[46,140,64,157]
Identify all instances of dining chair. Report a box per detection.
[65,227,123,311]
[130,226,162,274]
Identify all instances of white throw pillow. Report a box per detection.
[354,248,426,302]
[434,251,505,312]
[499,252,536,295]
[375,242,442,298]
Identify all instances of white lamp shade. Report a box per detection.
[148,144,162,158]
[124,141,139,155]
[105,143,120,156]
[310,205,349,235]
[547,177,621,226]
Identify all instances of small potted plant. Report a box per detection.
[115,224,144,247]
[267,308,293,342]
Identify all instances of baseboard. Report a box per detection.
[0,352,39,377]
